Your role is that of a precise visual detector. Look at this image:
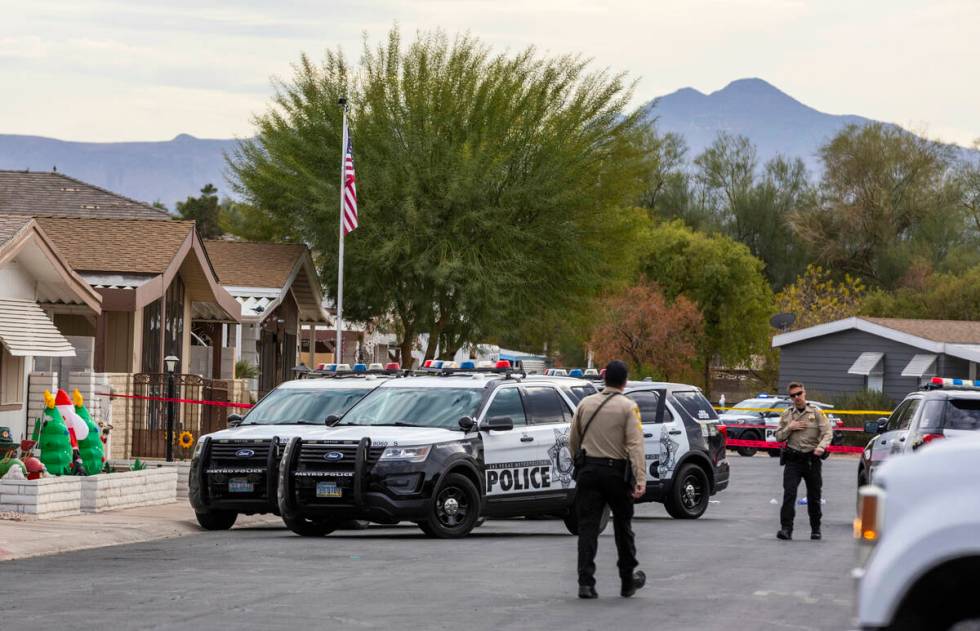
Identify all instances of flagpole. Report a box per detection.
[336,97,348,364]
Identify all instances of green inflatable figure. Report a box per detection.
[38,390,72,476]
[73,389,105,475]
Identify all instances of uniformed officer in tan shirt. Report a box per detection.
[773,381,832,541]
[569,360,646,599]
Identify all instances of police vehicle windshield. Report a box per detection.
[337,387,483,429]
[241,388,368,425]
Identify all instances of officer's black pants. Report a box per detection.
[780,454,822,532]
[576,464,637,587]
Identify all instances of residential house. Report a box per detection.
[773,317,980,403]
[0,215,102,443]
[30,217,240,380]
[204,240,328,394]
[0,170,171,220]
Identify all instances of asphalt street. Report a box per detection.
[2,455,860,630]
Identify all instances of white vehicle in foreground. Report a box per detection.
[854,435,980,630]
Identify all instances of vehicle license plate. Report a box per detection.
[228,478,253,493]
[316,481,342,498]
[765,428,776,442]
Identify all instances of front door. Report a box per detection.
[480,385,538,499]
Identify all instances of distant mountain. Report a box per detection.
[1,79,974,206]
[0,133,241,209]
[644,77,877,172]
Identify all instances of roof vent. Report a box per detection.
[80,204,100,209]
[61,187,80,192]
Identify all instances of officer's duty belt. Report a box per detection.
[583,456,627,469]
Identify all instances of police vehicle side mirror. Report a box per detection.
[458,416,476,432]
[865,418,887,435]
[325,414,341,426]
[482,416,514,432]
[227,413,243,427]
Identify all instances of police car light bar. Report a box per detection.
[368,363,384,371]
[460,360,477,370]
[353,363,368,373]
[584,368,599,377]
[384,362,401,371]
[568,369,584,378]
[335,363,351,372]
[929,377,980,390]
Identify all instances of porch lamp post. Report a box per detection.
[164,355,179,462]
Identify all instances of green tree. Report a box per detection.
[775,265,866,330]
[861,265,980,321]
[640,220,773,394]
[792,123,962,287]
[175,183,224,239]
[692,133,813,289]
[229,28,652,365]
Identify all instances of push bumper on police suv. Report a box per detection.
[277,436,478,525]
[189,436,284,515]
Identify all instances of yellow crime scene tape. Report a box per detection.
[715,407,893,416]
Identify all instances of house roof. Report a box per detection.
[772,317,980,364]
[0,214,101,312]
[205,240,328,324]
[860,317,980,345]
[0,214,32,246]
[204,240,307,288]
[0,171,171,220]
[35,217,194,274]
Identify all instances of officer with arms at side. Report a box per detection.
[569,360,647,599]
[774,381,832,541]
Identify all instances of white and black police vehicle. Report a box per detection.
[613,380,729,518]
[276,360,599,538]
[276,362,730,538]
[188,363,400,530]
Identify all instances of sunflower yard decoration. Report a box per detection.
[177,431,195,450]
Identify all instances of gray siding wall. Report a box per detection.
[777,329,973,404]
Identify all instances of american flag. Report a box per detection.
[341,131,359,234]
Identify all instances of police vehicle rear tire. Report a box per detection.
[418,473,480,539]
[562,503,610,536]
[284,515,339,537]
[195,510,238,531]
[736,431,760,457]
[664,464,709,519]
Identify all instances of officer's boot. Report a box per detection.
[621,570,646,598]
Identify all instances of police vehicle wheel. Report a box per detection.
[419,473,480,539]
[195,510,238,530]
[562,503,610,536]
[284,515,339,537]
[736,431,760,457]
[664,464,709,519]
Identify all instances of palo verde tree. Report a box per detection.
[229,28,652,364]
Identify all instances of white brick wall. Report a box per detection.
[113,460,190,499]
[26,372,59,437]
[0,476,82,519]
[80,467,177,513]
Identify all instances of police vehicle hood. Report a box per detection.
[718,412,762,424]
[303,425,463,446]
[204,424,323,442]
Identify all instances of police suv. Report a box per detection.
[857,376,980,487]
[276,363,730,538]
[276,362,596,538]
[188,363,398,530]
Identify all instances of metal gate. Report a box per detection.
[131,373,230,460]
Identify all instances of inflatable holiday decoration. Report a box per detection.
[55,388,89,442]
[38,390,72,476]
[73,389,105,475]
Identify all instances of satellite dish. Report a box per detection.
[770,312,796,331]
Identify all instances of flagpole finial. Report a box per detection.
[338,96,348,108]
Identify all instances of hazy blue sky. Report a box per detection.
[1,0,976,145]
